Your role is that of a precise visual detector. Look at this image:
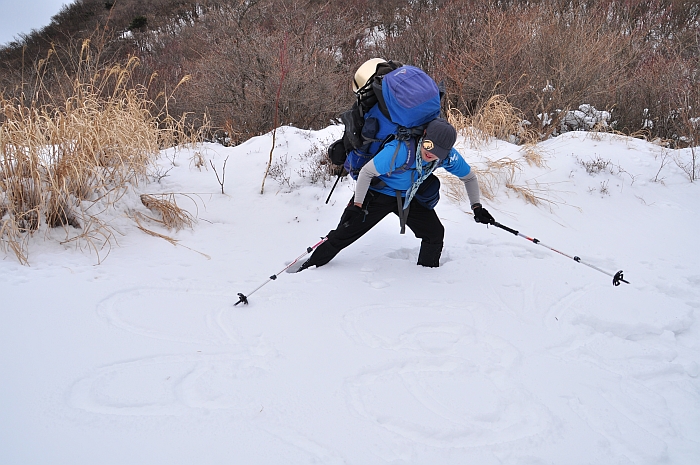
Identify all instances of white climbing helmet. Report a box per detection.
[352,58,386,93]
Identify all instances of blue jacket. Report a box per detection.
[369,139,472,198]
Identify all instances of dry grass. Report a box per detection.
[160,110,211,152]
[480,155,562,208]
[520,144,547,168]
[436,171,469,205]
[437,158,559,210]
[190,151,207,170]
[132,213,211,260]
[133,215,179,246]
[0,43,201,264]
[438,154,557,210]
[139,194,195,231]
[447,95,539,148]
[443,95,555,209]
[477,157,521,201]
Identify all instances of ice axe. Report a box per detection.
[491,221,629,287]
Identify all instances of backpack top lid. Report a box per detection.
[381,66,440,128]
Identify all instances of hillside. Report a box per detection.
[1,0,699,145]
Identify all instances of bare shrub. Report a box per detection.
[578,156,613,175]
[209,156,229,194]
[267,154,294,191]
[173,0,363,144]
[295,141,335,186]
[375,0,698,143]
[3,0,698,150]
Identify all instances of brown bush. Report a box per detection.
[1,0,698,144]
[377,1,697,143]
[165,0,368,144]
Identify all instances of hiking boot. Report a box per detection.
[417,242,443,268]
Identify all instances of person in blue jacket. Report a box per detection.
[295,118,495,271]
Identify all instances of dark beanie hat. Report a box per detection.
[421,118,457,161]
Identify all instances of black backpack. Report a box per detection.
[328,60,404,166]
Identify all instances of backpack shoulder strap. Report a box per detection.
[386,137,417,176]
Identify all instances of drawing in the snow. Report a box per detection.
[1,126,699,465]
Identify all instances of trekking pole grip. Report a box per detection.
[493,221,519,236]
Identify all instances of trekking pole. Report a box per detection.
[492,221,630,287]
[234,237,328,306]
[325,174,342,204]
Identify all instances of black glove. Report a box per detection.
[340,204,368,227]
[472,203,495,225]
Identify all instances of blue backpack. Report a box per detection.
[380,65,441,129]
[331,65,442,180]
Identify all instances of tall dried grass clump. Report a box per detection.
[438,155,556,211]
[443,95,551,208]
[447,95,539,148]
[0,46,196,264]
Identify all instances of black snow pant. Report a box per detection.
[302,190,445,269]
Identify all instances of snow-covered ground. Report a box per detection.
[1,126,699,465]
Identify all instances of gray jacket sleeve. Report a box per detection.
[354,159,381,205]
[460,170,481,207]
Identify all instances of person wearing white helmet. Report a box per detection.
[326,58,394,169]
[294,59,493,272]
[296,117,494,272]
